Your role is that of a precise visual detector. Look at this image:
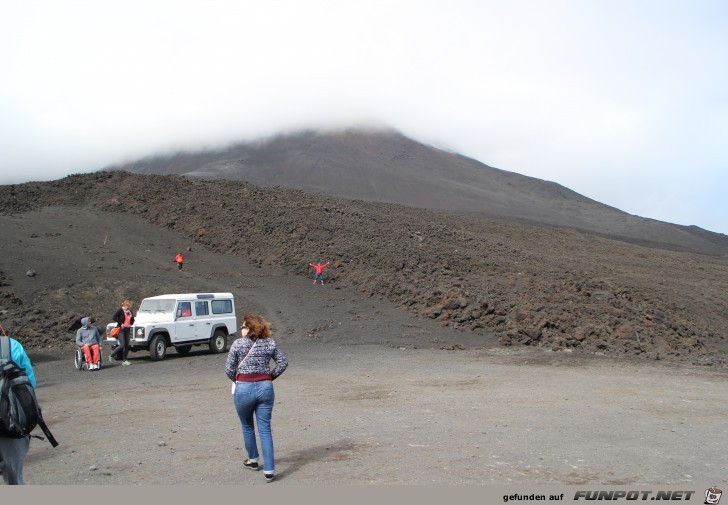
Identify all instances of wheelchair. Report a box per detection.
[74,345,104,371]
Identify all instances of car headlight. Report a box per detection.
[136,327,145,338]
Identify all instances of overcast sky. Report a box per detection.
[2,0,727,234]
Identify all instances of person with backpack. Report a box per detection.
[0,336,36,485]
[109,300,134,366]
[75,317,101,370]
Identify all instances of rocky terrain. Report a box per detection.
[1,171,726,366]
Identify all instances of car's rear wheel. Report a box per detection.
[150,334,168,361]
[209,330,227,354]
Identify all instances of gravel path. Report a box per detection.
[25,341,728,485]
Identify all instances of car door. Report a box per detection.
[174,300,196,342]
[193,300,212,338]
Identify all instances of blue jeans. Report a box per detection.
[0,435,30,485]
[233,381,275,473]
[111,327,130,360]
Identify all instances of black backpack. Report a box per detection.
[0,336,58,446]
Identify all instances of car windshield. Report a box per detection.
[138,299,176,314]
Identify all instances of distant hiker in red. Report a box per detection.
[308,260,330,285]
[175,253,185,270]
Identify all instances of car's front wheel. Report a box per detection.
[209,330,227,354]
[150,334,168,361]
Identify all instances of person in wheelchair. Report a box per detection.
[75,316,101,371]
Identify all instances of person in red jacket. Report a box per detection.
[175,253,185,270]
[308,260,330,285]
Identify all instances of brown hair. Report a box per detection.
[122,300,133,308]
[243,313,271,341]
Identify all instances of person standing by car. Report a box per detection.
[75,317,101,370]
[109,300,134,366]
[225,313,288,483]
[0,336,36,485]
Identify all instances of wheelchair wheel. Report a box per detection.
[74,348,85,371]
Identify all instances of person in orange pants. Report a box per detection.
[75,317,101,370]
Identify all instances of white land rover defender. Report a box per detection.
[106,292,236,361]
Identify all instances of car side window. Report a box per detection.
[195,301,209,316]
[211,299,233,314]
[177,301,192,318]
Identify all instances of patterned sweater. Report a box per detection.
[225,337,288,382]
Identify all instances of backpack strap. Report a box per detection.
[0,335,9,362]
[37,413,59,447]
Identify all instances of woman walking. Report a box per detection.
[109,300,134,365]
[225,313,288,482]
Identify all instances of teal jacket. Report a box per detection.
[5,337,37,388]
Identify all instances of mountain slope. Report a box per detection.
[1,172,726,366]
[107,128,728,255]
